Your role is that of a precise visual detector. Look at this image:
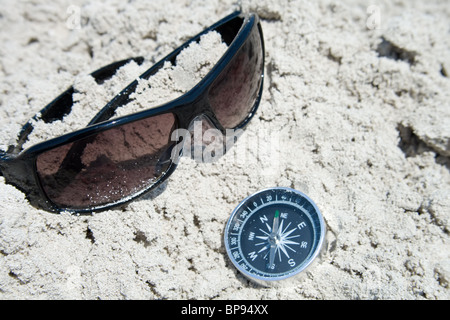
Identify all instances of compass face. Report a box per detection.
[224,187,325,283]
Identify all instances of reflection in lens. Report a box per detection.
[208,22,264,129]
[36,113,176,209]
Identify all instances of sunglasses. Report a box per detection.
[0,11,265,214]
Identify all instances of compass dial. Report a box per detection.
[224,187,325,284]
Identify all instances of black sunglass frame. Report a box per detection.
[0,11,265,214]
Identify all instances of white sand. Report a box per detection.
[0,0,449,299]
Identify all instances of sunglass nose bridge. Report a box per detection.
[187,114,219,145]
[173,114,225,163]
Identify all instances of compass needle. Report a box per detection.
[224,188,325,286]
[268,209,281,269]
[277,219,284,237]
[269,245,276,268]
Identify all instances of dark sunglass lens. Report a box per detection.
[208,22,264,129]
[36,113,176,210]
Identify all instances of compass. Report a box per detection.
[224,187,325,285]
